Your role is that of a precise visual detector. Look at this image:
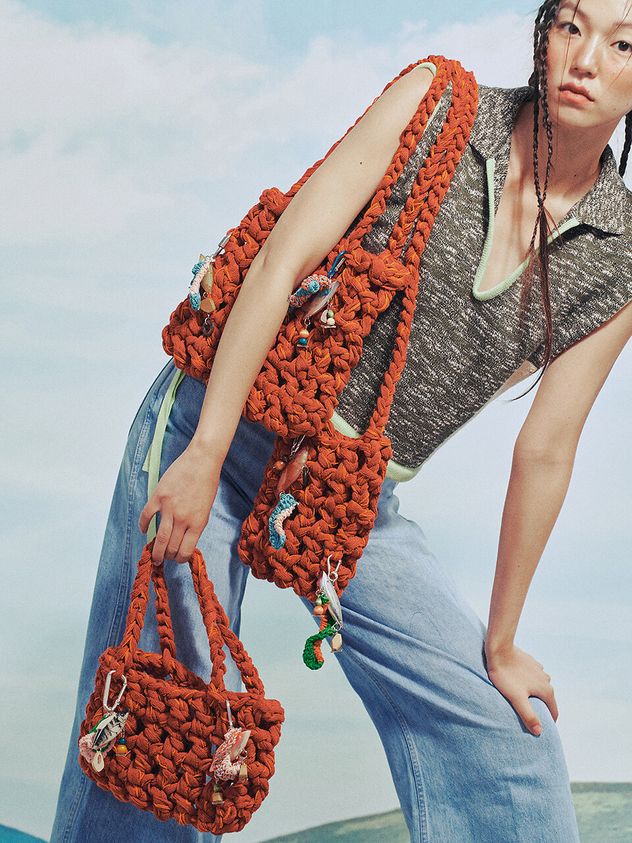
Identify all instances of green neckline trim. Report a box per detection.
[330,411,422,482]
[472,157,581,302]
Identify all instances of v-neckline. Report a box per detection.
[471,157,581,302]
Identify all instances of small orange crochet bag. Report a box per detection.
[161,55,478,667]
[78,541,285,834]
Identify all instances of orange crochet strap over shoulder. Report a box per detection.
[160,55,479,667]
[161,55,478,438]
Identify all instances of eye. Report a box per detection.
[558,21,580,35]
[616,40,632,53]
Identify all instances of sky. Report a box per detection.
[1,1,631,841]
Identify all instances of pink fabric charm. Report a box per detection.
[209,727,251,782]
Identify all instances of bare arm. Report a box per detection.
[484,298,632,733]
[191,63,435,462]
[140,63,435,564]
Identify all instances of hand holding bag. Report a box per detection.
[78,541,285,834]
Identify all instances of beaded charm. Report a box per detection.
[297,327,311,348]
[302,556,344,669]
[320,308,336,329]
[187,232,233,337]
[79,670,129,772]
[287,250,346,349]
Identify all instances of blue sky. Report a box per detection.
[1,1,631,841]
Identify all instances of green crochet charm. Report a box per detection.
[302,593,336,670]
[302,622,338,670]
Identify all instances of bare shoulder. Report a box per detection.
[259,61,436,284]
[516,297,632,457]
[342,62,436,159]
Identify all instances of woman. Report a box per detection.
[51,1,632,841]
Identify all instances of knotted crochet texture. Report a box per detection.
[78,544,285,834]
[161,56,478,602]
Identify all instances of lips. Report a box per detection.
[559,84,593,101]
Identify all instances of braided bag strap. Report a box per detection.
[363,58,478,436]
[117,543,265,698]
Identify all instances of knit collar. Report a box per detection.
[467,83,630,236]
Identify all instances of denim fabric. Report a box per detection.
[50,358,580,843]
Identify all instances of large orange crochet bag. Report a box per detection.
[161,55,478,666]
[78,541,285,834]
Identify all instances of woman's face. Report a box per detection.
[546,0,632,132]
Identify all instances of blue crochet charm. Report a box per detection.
[269,492,299,549]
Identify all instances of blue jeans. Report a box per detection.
[50,358,580,843]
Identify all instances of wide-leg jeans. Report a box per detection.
[50,358,581,843]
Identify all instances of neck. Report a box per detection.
[512,97,615,201]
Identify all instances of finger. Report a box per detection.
[514,698,542,736]
[176,528,200,565]
[152,513,173,566]
[139,498,160,534]
[165,523,187,563]
[544,686,559,721]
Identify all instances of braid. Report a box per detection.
[513,1,561,400]
[511,0,631,401]
[620,112,632,177]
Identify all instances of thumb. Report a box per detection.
[138,496,160,534]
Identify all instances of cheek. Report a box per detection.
[546,40,570,81]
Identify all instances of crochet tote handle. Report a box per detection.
[360,60,478,437]
[117,542,265,697]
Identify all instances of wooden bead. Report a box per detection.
[238,762,248,780]
[200,296,216,313]
[201,265,215,292]
[331,632,343,652]
[313,605,325,616]
[299,329,310,337]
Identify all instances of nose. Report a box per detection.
[569,38,600,77]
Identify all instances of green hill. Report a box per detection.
[261,782,632,843]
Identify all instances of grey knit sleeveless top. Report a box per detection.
[330,63,632,482]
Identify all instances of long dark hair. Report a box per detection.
[511,0,632,400]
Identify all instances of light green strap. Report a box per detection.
[141,365,187,542]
